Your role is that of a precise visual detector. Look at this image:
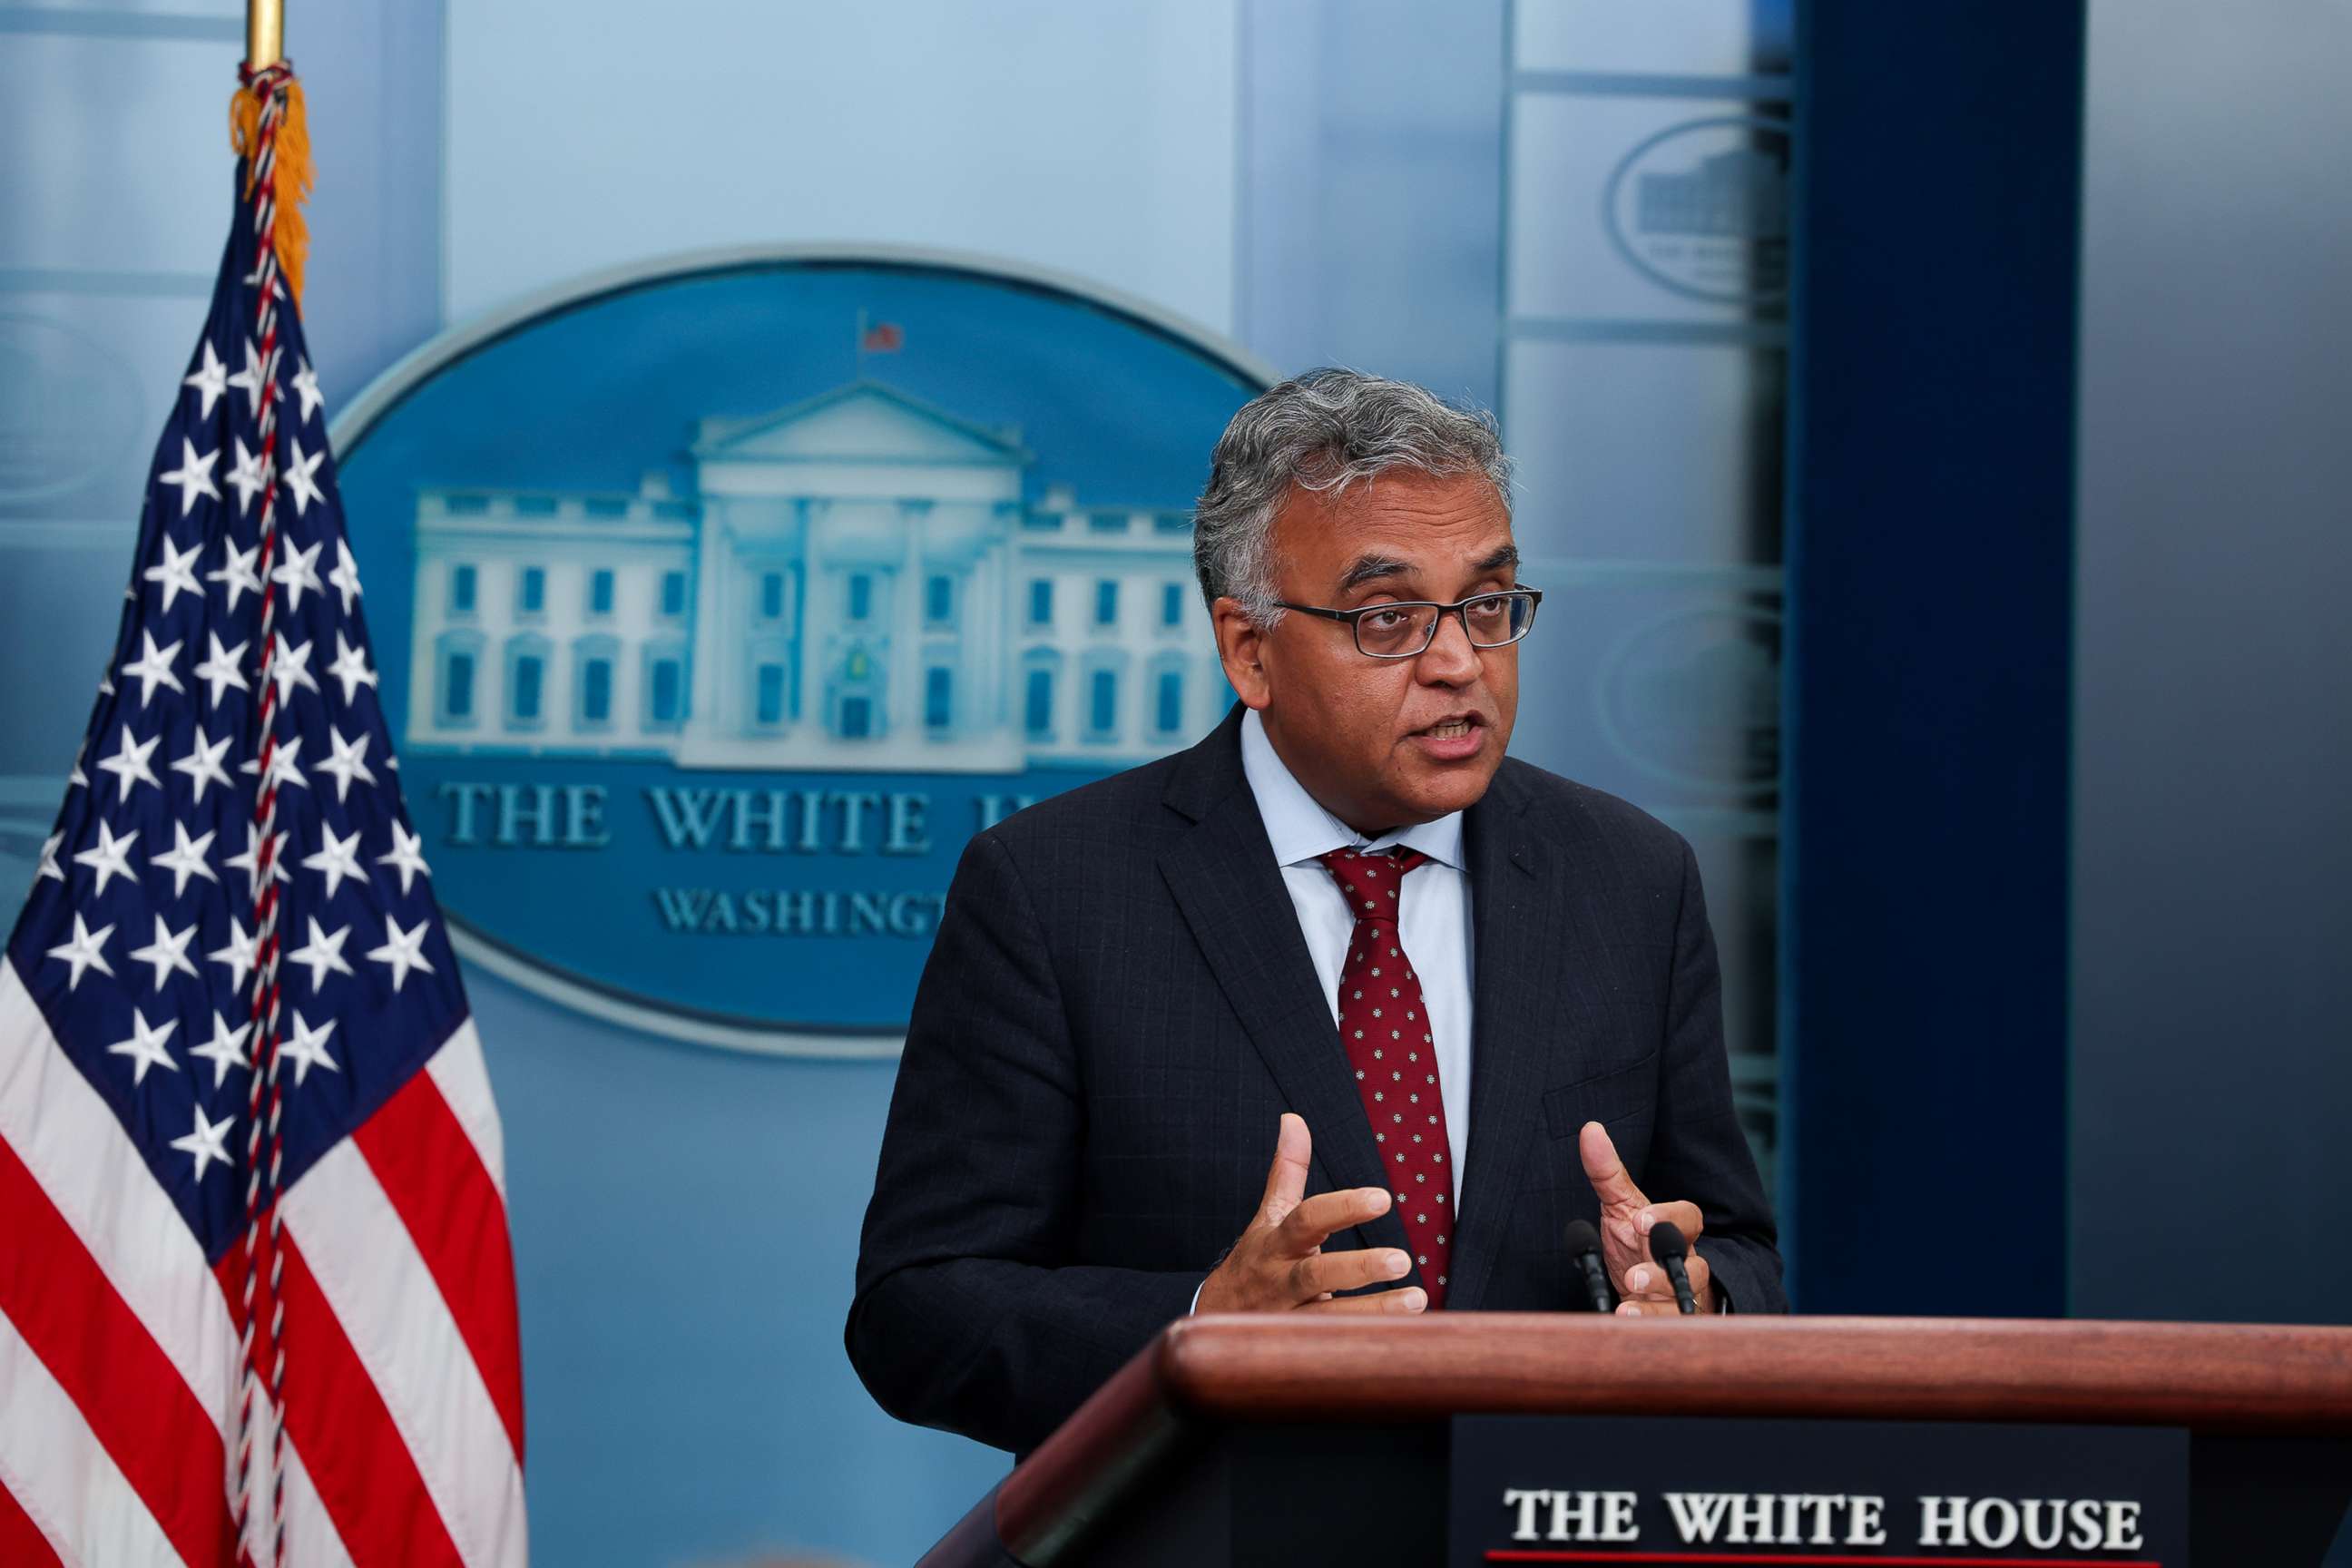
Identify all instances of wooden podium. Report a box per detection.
[916,1315,2352,1567]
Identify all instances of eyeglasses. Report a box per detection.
[1272,588,1544,659]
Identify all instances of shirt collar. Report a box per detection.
[1239,707,1466,872]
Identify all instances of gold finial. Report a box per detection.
[246,0,283,70]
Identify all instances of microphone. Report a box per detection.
[1564,1220,1616,1314]
[1647,1220,1700,1315]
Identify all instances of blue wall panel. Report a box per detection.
[2071,1,2352,1334]
[473,971,1005,1565]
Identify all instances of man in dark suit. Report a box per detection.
[848,368,1783,1455]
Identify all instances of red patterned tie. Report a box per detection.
[1318,846,1455,1308]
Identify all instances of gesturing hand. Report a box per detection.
[1579,1121,1716,1317]
[1196,1113,1428,1315]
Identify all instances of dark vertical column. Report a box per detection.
[1781,1,2084,1313]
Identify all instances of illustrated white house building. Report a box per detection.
[405,381,1229,770]
[1638,147,1787,240]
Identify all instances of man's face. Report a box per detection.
[1214,470,1521,834]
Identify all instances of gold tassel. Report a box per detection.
[229,73,314,307]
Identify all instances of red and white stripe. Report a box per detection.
[0,959,525,1567]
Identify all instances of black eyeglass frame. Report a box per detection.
[1271,587,1545,660]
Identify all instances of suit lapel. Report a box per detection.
[1445,765,1562,1310]
[1158,714,1410,1258]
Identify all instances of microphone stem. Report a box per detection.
[1665,1261,1698,1315]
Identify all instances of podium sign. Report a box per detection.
[916,1317,2352,1568]
[1449,1415,2189,1566]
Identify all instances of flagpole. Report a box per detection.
[235,10,292,1557]
[247,0,282,69]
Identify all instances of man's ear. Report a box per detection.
[1211,597,1272,710]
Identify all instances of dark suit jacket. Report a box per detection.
[847,707,1783,1454]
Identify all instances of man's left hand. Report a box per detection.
[1578,1121,1715,1317]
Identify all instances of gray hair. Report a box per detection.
[1191,367,1513,624]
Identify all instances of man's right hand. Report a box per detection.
[1195,1113,1427,1314]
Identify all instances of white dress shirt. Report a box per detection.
[1239,707,1475,1204]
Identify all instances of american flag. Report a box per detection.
[0,67,525,1567]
